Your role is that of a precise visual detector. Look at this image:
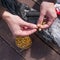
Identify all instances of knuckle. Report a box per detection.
[52,15,57,19]
[40,12,45,16]
[13,32,20,36]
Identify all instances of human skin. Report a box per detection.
[37,1,57,29]
[0,0,57,37]
[2,11,37,37]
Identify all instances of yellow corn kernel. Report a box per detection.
[15,36,32,50]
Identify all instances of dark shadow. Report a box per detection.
[23,34,52,60]
[0,36,24,60]
[30,35,51,60]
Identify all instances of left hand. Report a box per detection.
[37,1,57,29]
[2,11,37,37]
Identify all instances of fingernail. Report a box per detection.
[34,25,38,28]
[37,24,40,27]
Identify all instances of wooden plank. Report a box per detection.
[22,34,60,60]
[35,32,60,55]
[0,19,60,60]
[0,34,24,60]
[0,20,23,53]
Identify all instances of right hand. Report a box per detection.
[37,1,57,29]
[2,11,37,37]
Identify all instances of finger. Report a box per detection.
[21,21,37,29]
[40,10,57,29]
[37,9,46,26]
[40,19,53,29]
[22,29,37,36]
[15,29,37,37]
[47,8,57,20]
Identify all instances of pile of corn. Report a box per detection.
[15,36,32,50]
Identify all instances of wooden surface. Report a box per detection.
[0,20,24,60]
[0,0,60,60]
[22,34,60,60]
[0,19,60,60]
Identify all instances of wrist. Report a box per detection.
[2,11,13,21]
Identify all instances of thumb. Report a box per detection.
[22,21,37,29]
[37,9,46,27]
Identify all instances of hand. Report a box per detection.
[37,1,57,29]
[2,11,37,36]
